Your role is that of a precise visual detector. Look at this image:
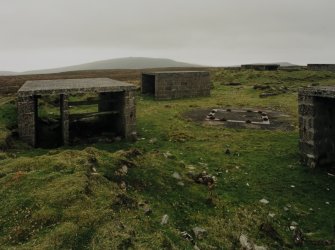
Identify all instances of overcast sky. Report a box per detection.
[1,0,334,71]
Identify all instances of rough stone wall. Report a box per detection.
[298,92,317,167]
[299,88,335,168]
[145,72,210,100]
[307,64,335,71]
[241,65,279,71]
[122,90,136,139]
[60,94,69,145]
[17,96,37,147]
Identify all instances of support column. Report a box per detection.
[60,94,69,145]
[298,92,316,168]
[122,90,136,139]
[17,95,37,147]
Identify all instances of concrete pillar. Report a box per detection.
[298,92,317,168]
[60,94,69,145]
[122,90,136,139]
[17,95,38,147]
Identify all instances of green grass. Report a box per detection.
[0,69,335,249]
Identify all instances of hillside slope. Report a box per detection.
[22,57,202,75]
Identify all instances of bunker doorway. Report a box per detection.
[36,95,63,148]
[313,97,335,167]
[141,74,156,95]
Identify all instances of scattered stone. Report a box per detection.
[172,172,182,180]
[192,227,207,239]
[186,165,196,170]
[239,234,253,250]
[149,138,158,144]
[194,245,200,250]
[290,185,295,188]
[181,231,194,243]
[291,221,299,226]
[284,207,289,211]
[161,214,169,225]
[116,165,128,176]
[119,181,127,191]
[177,181,185,186]
[192,171,216,187]
[138,202,152,215]
[259,199,269,205]
[325,202,330,205]
[163,152,175,159]
[268,213,275,218]
[293,228,304,246]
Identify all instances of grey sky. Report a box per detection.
[1,0,334,71]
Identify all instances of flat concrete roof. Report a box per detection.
[299,86,335,98]
[143,71,209,75]
[18,78,136,97]
[241,64,280,66]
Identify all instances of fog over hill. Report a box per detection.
[0,58,302,76]
[19,57,202,75]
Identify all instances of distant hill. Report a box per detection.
[20,57,202,75]
[0,71,16,76]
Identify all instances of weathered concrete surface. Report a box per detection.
[18,78,136,97]
[298,86,335,168]
[141,71,210,100]
[307,64,335,72]
[17,78,137,147]
[241,64,280,71]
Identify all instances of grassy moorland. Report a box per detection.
[0,68,335,249]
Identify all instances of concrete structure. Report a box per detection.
[141,71,210,100]
[298,86,335,168]
[17,78,136,147]
[241,64,280,71]
[307,64,335,72]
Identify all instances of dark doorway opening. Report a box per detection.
[69,92,124,144]
[142,74,156,95]
[313,97,335,167]
[36,95,62,148]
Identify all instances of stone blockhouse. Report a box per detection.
[298,86,335,168]
[17,78,136,147]
[141,71,210,100]
[307,64,335,71]
[241,64,280,71]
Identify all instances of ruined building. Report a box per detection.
[307,64,335,71]
[141,71,210,100]
[241,64,280,71]
[17,78,136,147]
[299,86,335,168]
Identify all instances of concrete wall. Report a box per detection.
[18,90,136,147]
[142,72,210,100]
[298,88,335,168]
[17,96,38,146]
[241,64,280,71]
[307,64,335,71]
